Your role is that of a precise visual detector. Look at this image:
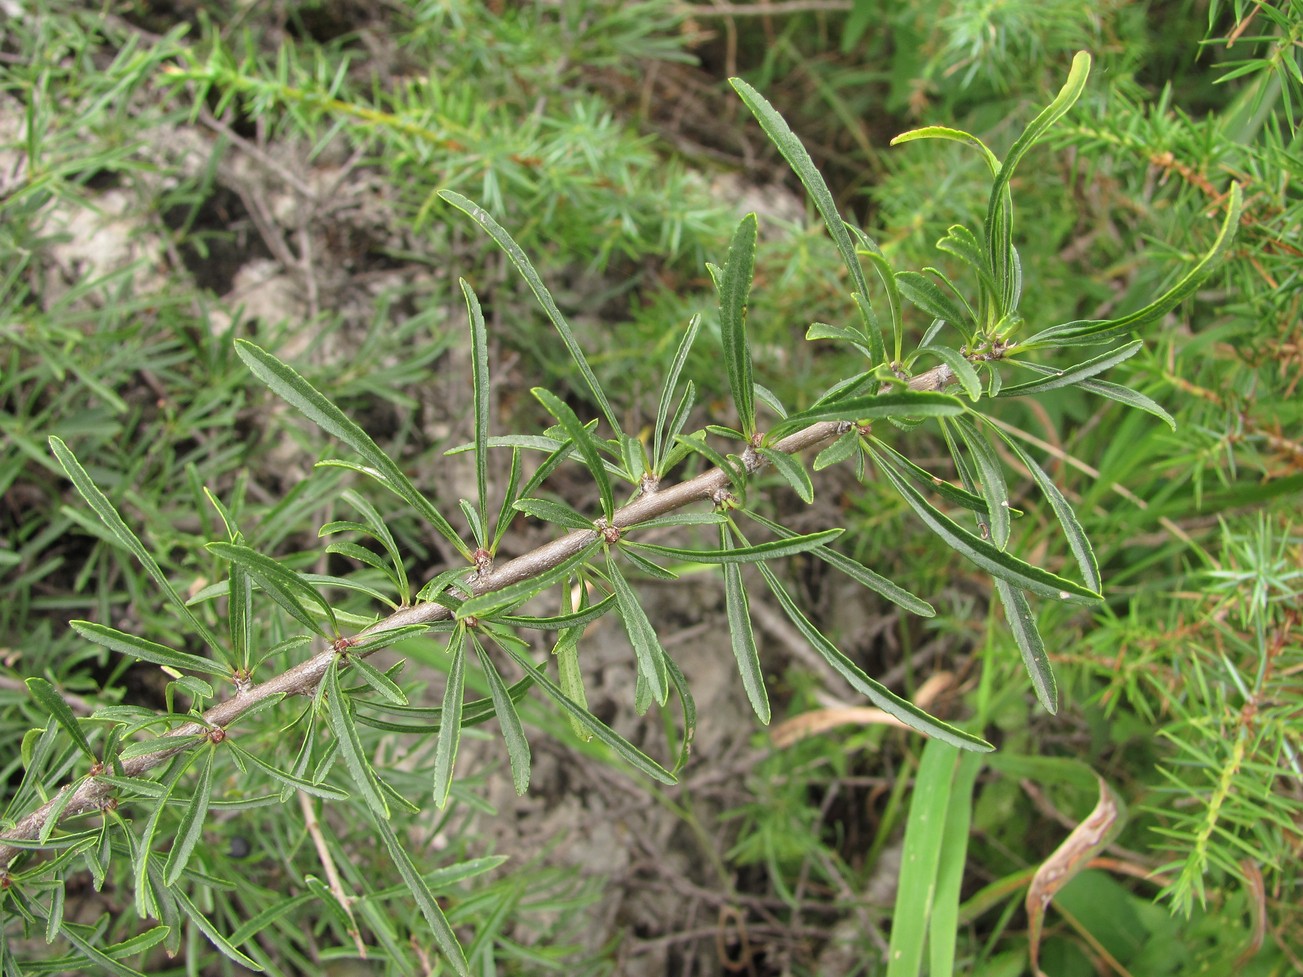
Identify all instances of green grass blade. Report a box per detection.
[718,213,759,436]
[163,744,215,886]
[48,436,225,654]
[432,631,467,809]
[930,750,983,977]
[730,77,886,366]
[607,553,669,708]
[757,564,991,751]
[994,579,1058,713]
[474,642,532,795]
[234,341,469,560]
[533,387,614,520]
[721,526,769,724]
[871,448,1101,603]
[439,190,622,436]
[463,278,491,539]
[325,660,389,819]
[26,678,96,762]
[207,542,337,637]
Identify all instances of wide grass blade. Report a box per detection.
[235,341,467,559]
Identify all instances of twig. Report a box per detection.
[0,363,955,867]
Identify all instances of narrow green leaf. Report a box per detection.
[440,190,621,436]
[463,278,491,534]
[896,270,970,326]
[621,547,679,580]
[458,538,602,619]
[662,652,698,774]
[346,655,409,706]
[370,808,470,977]
[207,542,336,637]
[512,497,594,531]
[492,631,675,784]
[871,448,1101,603]
[606,554,668,708]
[491,446,523,549]
[654,315,703,467]
[718,213,759,436]
[225,741,349,800]
[553,622,591,742]
[163,744,216,885]
[850,229,904,363]
[916,345,982,401]
[70,622,230,678]
[936,224,998,297]
[721,527,769,724]
[757,563,990,750]
[26,678,96,762]
[432,632,466,808]
[533,387,615,521]
[59,924,151,977]
[999,340,1143,396]
[757,446,814,504]
[501,594,616,630]
[338,489,409,602]
[869,438,1015,518]
[1001,437,1101,593]
[994,579,1058,713]
[730,77,886,365]
[889,125,1001,176]
[769,390,965,439]
[48,437,224,653]
[745,511,936,617]
[628,528,841,566]
[348,624,433,655]
[672,433,745,493]
[234,341,469,559]
[474,642,531,795]
[171,878,264,970]
[325,661,389,819]
[952,416,1011,548]
[813,429,862,471]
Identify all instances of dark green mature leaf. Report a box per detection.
[769,391,965,438]
[234,341,469,560]
[70,622,230,678]
[952,416,1011,547]
[672,433,745,493]
[757,446,814,503]
[871,448,1101,603]
[534,387,615,521]
[474,643,531,795]
[994,580,1058,713]
[207,542,337,637]
[59,924,152,977]
[458,538,602,619]
[48,437,225,654]
[1022,182,1244,348]
[490,630,676,784]
[849,228,904,362]
[999,340,1143,396]
[896,271,970,327]
[26,678,96,762]
[463,278,491,538]
[628,528,842,566]
[717,213,759,436]
[744,511,935,617]
[757,563,991,751]
[868,438,1017,518]
[655,315,702,467]
[512,497,594,531]
[226,741,349,800]
[171,886,264,970]
[501,594,616,630]
[730,77,887,366]
[721,527,769,724]
[916,345,982,401]
[432,631,467,809]
[163,744,215,885]
[606,553,669,708]
[440,190,621,437]
[936,223,998,298]
[325,660,389,819]
[492,446,523,550]
[346,655,409,706]
[370,812,472,977]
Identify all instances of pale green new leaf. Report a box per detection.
[889,125,1001,176]
[48,437,224,654]
[474,642,531,795]
[440,190,621,436]
[234,341,469,559]
[718,213,759,436]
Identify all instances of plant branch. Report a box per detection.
[0,363,954,867]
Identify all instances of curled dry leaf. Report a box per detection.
[1026,775,1125,977]
[770,672,954,748]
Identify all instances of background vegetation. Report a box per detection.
[2,0,1299,974]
